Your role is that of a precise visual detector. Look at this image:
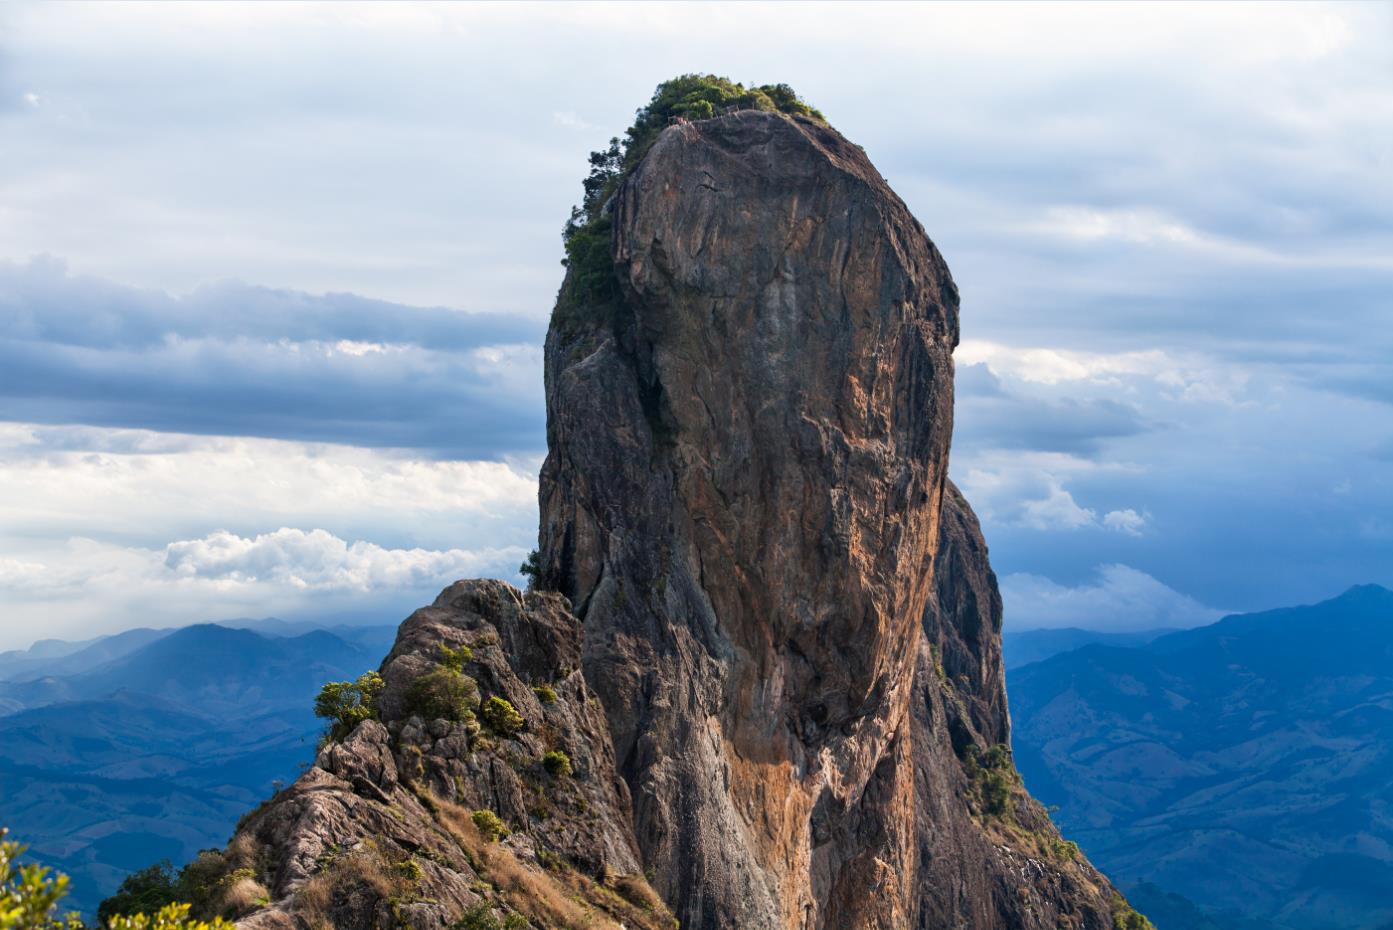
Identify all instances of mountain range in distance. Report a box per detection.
[7,583,1391,927]
[1007,584,1393,930]
[1003,626,1177,670]
[0,618,397,916]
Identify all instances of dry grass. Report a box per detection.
[436,798,678,930]
[180,833,274,921]
[221,876,270,914]
[280,796,675,930]
[291,840,408,930]
[439,801,618,930]
[612,873,665,913]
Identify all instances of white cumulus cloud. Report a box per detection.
[1000,564,1226,632]
[1020,483,1098,531]
[163,527,519,592]
[1103,509,1149,537]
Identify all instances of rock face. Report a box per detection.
[911,483,1118,930]
[540,110,955,930]
[218,581,676,930]
[211,108,1130,930]
[538,110,1123,930]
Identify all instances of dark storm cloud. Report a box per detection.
[2,256,542,350]
[0,258,545,457]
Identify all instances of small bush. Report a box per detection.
[99,861,182,924]
[964,743,1020,819]
[541,751,572,779]
[1112,892,1155,930]
[107,903,238,930]
[438,642,473,671]
[314,671,385,743]
[481,697,525,735]
[406,666,480,723]
[518,550,544,592]
[397,858,423,883]
[1049,838,1080,862]
[3,829,236,930]
[452,904,502,930]
[532,684,558,705]
[471,810,509,843]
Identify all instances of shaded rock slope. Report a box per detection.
[208,107,1131,930]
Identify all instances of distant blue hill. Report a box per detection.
[0,619,398,916]
[1003,626,1176,669]
[1008,584,1393,930]
[0,628,172,687]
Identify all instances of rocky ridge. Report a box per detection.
[203,103,1137,930]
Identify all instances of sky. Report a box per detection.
[1,1,1390,648]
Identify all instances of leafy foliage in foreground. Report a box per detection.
[96,864,181,927]
[1,830,233,930]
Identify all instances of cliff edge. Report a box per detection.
[194,85,1138,930]
[539,106,1123,930]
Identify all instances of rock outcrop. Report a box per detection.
[208,105,1134,930]
[910,483,1119,929]
[216,581,676,930]
[538,109,1124,929]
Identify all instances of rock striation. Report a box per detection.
[540,107,958,930]
[538,109,1125,929]
[209,105,1135,930]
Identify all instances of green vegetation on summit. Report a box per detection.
[559,75,823,307]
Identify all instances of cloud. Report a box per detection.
[954,453,1151,536]
[1103,509,1148,537]
[162,527,518,592]
[1,1,1392,642]
[0,422,541,648]
[0,530,527,649]
[955,363,1153,455]
[0,258,546,456]
[1000,564,1226,632]
[0,422,539,551]
[552,111,595,132]
[1020,483,1097,531]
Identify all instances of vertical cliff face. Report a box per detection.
[538,110,1115,930]
[205,100,1133,930]
[540,110,956,930]
[911,484,1119,929]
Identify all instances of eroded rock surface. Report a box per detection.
[214,108,1132,930]
[541,109,957,930]
[538,110,1123,929]
[911,483,1119,929]
[218,581,674,930]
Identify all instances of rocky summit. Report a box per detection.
[201,92,1136,930]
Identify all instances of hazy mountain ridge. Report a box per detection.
[1003,627,1176,669]
[0,621,397,916]
[0,628,173,687]
[0,625,398,716]
[1008,584,1393,930]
